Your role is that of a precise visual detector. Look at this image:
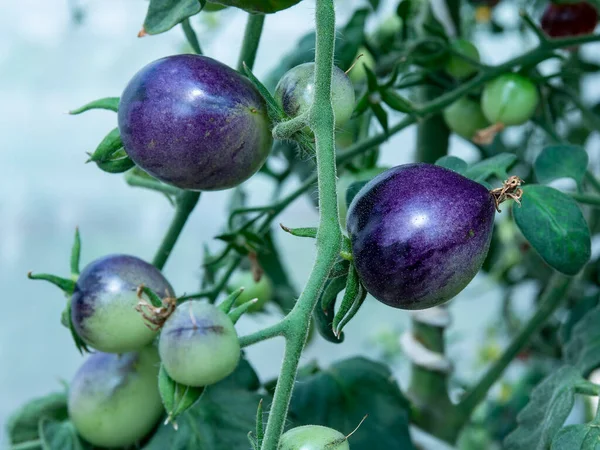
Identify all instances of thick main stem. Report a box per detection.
[152,191,200,270]
[260,1,341,449]
[457,274,572,419]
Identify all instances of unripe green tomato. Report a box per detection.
[338,167,389,229]
[481,73,539,126]
[275,63,355,128]
[228,271,273,312]
[280,425,349,450]
[159,301,240,387]
[68,346,163,448]
[348,47,376,85]
[443,96,490,139]
[445,39,480,79]
[370,14,403,51]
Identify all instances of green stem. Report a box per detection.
[239,319,287,347]
[152,191,200,270]
[260,1,341,449]
[125,172,182,197]
[181,18,202,54]
[586,171,600,194]
[457,274,572,420]
[237,14,266,72]
[572,193,600,207]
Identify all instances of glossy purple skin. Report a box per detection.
[347,164,495,310]
[72,254,174,352]
[118,55,272,191]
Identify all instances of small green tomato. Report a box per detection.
[275,62,355,128]
[68,346,163,448]
[228,271,273,312]
[280,425,349,450]
[481,73,539,126]
[445,39,480,79]
[159,301,240,386]
[348,47,376,85]
[443,96,490,140]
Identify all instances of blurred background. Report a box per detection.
[2,0,600,448]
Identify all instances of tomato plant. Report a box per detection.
[10,1,600,450]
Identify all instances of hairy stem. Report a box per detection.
[181,18,202,54]
[457,274,572,420]
[237,14,266,72]
[152,191,200,270]
[260,1,341,448]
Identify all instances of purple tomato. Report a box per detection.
[118,55,272,191]
[541,2,597,38]
[347,163,496,310]
[71,254,174,353]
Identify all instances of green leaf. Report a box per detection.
[287,357,415,450]
[69,97,119,114]
[551,424,600,449]
[144,360,265,449]
[504,366,584,450]
[7,392,68,445]
[143,0,203,36]
[39,419,85,450]
[208,0,302,13]
[380,90,414,113]
[435,156,468,175]
[158,365,205,425]
[371,103,389,134]
[564,303,600,376]
[465,153,517,183]
[559,294,599,345]
[513,185,591,275]
[534,145,589,187]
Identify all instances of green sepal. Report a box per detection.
[320,275,347,312]
[69,97,119,114]
[229,299,257,324]
[94,154,136,174]
[87,128,122,163]
[335,284,367,335]
[70,228,81,277]
[64,298,90,354]
[329,259,350,279]
[255,399,264,448]
[280,224,317,238]
[138,285,165,308]
[313,276,347,344]
[28,272,75,295]
[332,266,362,334]
[218,287,245,314]
[158,364,205,427]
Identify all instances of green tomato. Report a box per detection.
[348,47,376,85]
[228,271,273,312]
[280,425,349,450]
[481,73,539,126]
[338,167,389,229]
[159,301,240,387]
[275,63,355,128]
[370,14,403,52]
[443,96,490,139]
[445,39,480,79]
[68,346,163,448]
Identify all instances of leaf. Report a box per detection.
[143,0,203,35]
[371,103,389,134]
[380,90,414,113]
[287,357,415,450]
[256,229,297,313]
[144,359,264,450]
[564,303,600,376]
[559,294,599,346]
[7,392,68,445]
[158,365,205,425]
[534,145,589,187]
[208,0,302,13]
[69,97,119,114]
[504,366,583,450]
[513,185,591,275]
[39,419,85,450]
[465,153,517,183]
[551,424,600,449]
[435,156,468,175]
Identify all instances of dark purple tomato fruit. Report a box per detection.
[68,347,163,448]
[347,163,495,310]
[541,2,597,38]
[118,55,272,191]
[71,254,174,353]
